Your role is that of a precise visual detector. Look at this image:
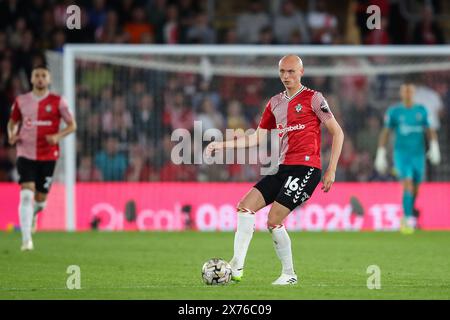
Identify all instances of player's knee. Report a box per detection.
[21,183,35,193]
[267,220,283,231]
[267,214,283,229]
[403,180,414,193]
[35,192,47,203]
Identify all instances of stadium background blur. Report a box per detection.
[1,0,449,184]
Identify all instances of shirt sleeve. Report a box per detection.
[384,107,395,129]
[9,99,22,122]
[258,100,276,130]
[59,97,74,123]
[311,91,334,123]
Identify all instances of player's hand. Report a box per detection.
[205,141,223,158]
[46,134,60,145]
[374,147,388,174]
[321,169,335,193]
[8,134,20,145]
[427,140,441,165]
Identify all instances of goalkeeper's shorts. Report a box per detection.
[393,151,425,183]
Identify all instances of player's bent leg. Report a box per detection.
[19,183,35,251]
[32,192,48,234]
[401,179,415,234]
[230,188,267,282]
[267,202,297,285]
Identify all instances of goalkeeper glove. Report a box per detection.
[374,147,388,174]
[427,140,441,165]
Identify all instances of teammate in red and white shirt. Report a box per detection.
[206,55,344,285]
[7,66,77,251]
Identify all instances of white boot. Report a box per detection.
[21,239,34,251]
[272,273,298,285]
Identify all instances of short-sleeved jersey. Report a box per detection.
[9,92,74,161]
[258,85,334,169]
[384,103,429,155]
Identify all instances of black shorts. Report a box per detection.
[17,157,57,194]
[254,165,322,211]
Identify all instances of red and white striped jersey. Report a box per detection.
[9,91,74,161]
[258,85,333,169]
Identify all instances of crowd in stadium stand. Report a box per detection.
[0,0,449,182]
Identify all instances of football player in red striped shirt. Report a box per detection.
[206,55,344,285]
[7,66,77,251]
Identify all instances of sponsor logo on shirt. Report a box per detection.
[24,117,53,128]
[399,124,424,135]
[277,123,306,137]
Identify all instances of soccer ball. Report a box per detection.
[201,258,232,285]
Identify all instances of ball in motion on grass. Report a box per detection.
[201,258,232,285]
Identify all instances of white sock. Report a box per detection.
[270,225,295,276]
[19,189,34,243]
[34,201,46,215]
[230,209,255,272]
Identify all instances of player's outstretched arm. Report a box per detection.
[374,128,390,174]
[426,128,441,165]
[322,118,344,192]
[46,119,77,145]
[205,127,266,157]
[7,119,21,145]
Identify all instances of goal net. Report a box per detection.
[47,45,450,231]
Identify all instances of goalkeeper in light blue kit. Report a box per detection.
[375,82,441,234]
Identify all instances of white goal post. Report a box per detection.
[60,44,450,231]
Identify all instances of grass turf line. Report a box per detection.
[0,231,449,299]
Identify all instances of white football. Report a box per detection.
[201,258,232,285]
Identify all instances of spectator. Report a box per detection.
[101,95,133,141]
[163,92,194,131]
[124,6,154,44]
[355,115,381,159]
[51,28,66,52]
[158,134,197,181]
[163,4,179,44]
[125,144,157,181]
[192,80,221,111]
[345,91,376,135]
[0,0,26,31]
[338,140,359,180]
[77,155,102,182]
[196,98,225,132]
[88,0,108,30]
[413,5,445,44]
[177,0,198,43]
[147,0,167,43]
[414,78,444,131]
[94,135,128,181]
[236,0,270,44]
[221,27,239,45]
[273,0,309,44]
[8,17,27,49]
[364,17,390,44]
[133,94,161,142]
[308,0,338,44]
[96,10,127,43]
[186,12,216,44]
[226,100,248,131]
[258,26,277,45]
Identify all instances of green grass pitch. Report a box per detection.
[1,231,450,299]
